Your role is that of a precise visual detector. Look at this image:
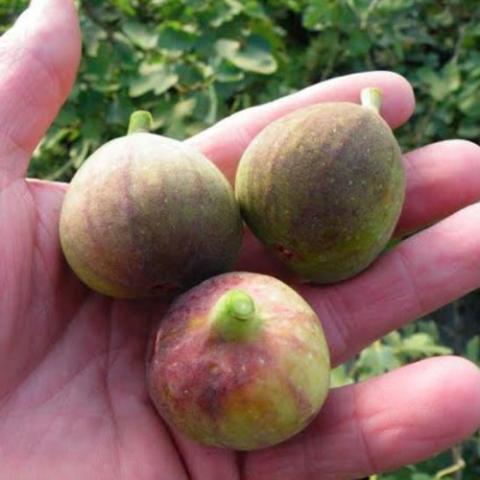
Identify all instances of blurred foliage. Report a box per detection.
[0,0,477,180]
[1,0,480,478]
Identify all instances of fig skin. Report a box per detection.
[235,88,406,284]
[146,272,331,451]
[59,132,243,299]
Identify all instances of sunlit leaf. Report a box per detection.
[330,365,354,387]
[401,333,452,358]
[122,21,159,50]
[129,64,179,97]
[216,36,277,74]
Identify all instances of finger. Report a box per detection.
[301,201,480,366]
[242,356,480,480]
[0,0,81,180]
[187,71,415,182]
[396,140,480,236]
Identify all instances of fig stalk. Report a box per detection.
[127,110,153,135]
[210,289,261,342]
[360,87,383,113]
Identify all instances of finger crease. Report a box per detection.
[322,285,355,365]
[394,247,426,316]
[352,386,377,475]
[103,304,123,480]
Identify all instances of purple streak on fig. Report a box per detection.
[147,272,331,451]
[59,111,243,299]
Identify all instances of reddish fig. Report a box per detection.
[235,88,406,283]
[147,272,330,450]
[59,112,243,299]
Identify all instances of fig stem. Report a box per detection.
[128,110,153,135]
[210,290,261,342]
[360,87,383,114]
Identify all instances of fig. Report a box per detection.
[59,112,243,299]
[235,88,406,283]
[147,271,330,450]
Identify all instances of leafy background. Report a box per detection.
[1,0,480,478]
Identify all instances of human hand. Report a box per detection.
[1,1,479,479]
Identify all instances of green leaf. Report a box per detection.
[173,97,197,118]
[347,30,371,56]
[150,99,174,130]
[458,122,480,138]
[82,18,107,57]
[82,117,103,144]
[107,94,136,127]
[357,343,401,378]
[112,33,141,69]
[158,25,198,52]
[417,319,441,341]
[42,127,71,151]
[83,42,115,82]
[129,64,178,97]
[418,61,461,101]
[303,0,335,30]
[215,62,245,82]
[443,61,461,92]
[209,0,244,27]
[175,63,204,86]
[216,36,277,74]
[76,90,104,119]
[412,474,433,480]
[466,336,480,364]
[54,106,78,127]
[383,330,402,347]
[330,364,354,387]
[122,21,159,50]
[193,85,219,125]
[112,0,135,15]
[458,80,480,117]
[401,333,452,358]
[71,139,93,169]
[206,83,218,125]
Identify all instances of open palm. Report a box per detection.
[1,1,480,479]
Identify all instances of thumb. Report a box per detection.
[0,0,81,179]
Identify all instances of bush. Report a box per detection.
[24,0,480,181]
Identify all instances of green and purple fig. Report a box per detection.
[147,271,331,451]
[235,88,406,283]
[59,111,243,299]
